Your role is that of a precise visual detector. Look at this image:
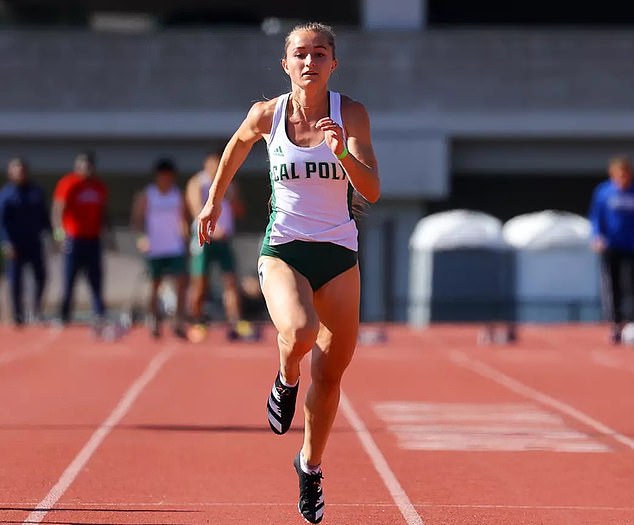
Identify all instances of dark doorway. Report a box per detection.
[427,174,604,222]
[428,0,634,26]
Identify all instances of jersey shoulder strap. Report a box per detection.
[268,93,290,145]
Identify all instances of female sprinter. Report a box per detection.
[197,22,380,524]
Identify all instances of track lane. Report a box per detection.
[5,324,634,525]
[460,325,634,445]
[342,326,634,525]
[0,328,168,524]
[51,327,406,524]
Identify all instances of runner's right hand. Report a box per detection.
[197,200,222,246]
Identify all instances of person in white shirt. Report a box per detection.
[185,149,245,336]
[132,158,189,339]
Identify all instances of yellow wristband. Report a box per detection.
[336,146,349,160]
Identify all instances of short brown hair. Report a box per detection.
[608,154,632,170]
[8,157,27,170]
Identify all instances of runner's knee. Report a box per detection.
[279,317,320,353]
[311,364,345,391]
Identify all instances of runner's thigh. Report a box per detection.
[258,256,318,333]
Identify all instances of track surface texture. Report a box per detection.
[1,323,633,525]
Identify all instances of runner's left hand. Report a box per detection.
[316,117,346,158]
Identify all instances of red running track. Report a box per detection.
[1,323,634,524]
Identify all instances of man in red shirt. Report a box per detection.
[52,151,110,325]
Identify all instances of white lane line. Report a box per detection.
[0,330,61,366]
[8,501,634,512]
[340,391,424,525]
[414,503,634,511]
[450,351,634,451]
[23,347,174,524]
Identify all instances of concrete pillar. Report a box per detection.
[360,201,425,322]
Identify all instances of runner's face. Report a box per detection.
[282,31,336,87]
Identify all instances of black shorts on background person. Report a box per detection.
[589,155,634,344]
[0,158,50,326]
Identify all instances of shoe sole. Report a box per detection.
[298,502,317,524]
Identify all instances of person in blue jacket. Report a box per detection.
[589,155,634,343]
[0,158,51,325]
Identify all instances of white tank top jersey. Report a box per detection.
[197,171,235,237]
[263,91,358,251]
[145,184,186,257]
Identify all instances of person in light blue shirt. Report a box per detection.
[589,155,634,343]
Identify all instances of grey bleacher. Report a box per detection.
[1,29,634,112]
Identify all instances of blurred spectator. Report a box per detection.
[52,151,111,325]
[0,158,50,326]
[238,274,267,321]
[131,158,189,339]
[185,149,245,332]
[589,155,634,343]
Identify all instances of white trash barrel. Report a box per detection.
[503,210,601,322]
[408,210,513,326]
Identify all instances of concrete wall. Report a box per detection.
[2,28,634,113]
[2,28,634,197]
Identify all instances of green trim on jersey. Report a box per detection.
[347,183,354,220]
[263,168,277,247]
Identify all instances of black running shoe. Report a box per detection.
[148,316,161,339]
[173,323,188,340]
[293,452,325,524]
[267,372,298,435]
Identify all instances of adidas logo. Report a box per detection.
[271,145,284,156]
